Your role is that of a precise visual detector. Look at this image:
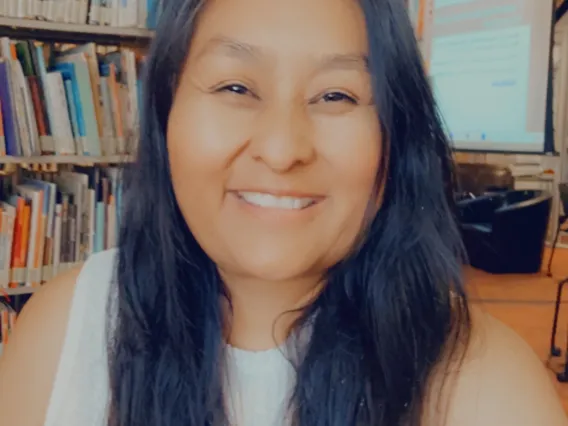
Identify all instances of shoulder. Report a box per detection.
[0,249,117,426]
[425,305,568,426]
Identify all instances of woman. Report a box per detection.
[0,0,565,425]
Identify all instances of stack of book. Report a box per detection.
[0,37,143,159]
[0,164,122,354]
[0,165,122,293]
[0,0,162,29]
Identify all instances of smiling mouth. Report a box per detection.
[235,191,319,210]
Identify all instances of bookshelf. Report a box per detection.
[0,17,153,46]
[0,154,133,165]
[2,286,39,296]
[0,5,155,348]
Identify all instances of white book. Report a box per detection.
[45,72,76,155]
[25,0,34,17]
[57,171,91,261]
[16,0,25,17]
[118,0,136,27]
[17,62,41,155]
[33,0,43,18]
[88,0,100,24]
[54,0,65,21]
[79,0,88,22]
[137,0,147,28]
[100,77,116,155]
[9,59,30,156]
[100,0,110,25]
[7,0,17,17]
[52,204,62,279]
[55,173,83,262]
[43,0,55,20]
[87,188,95,257]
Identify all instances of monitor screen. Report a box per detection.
[428,0,554,153]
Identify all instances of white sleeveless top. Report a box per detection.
[43,249,297,426]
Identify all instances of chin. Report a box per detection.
[244,260,311,282]
[231,249,321,283]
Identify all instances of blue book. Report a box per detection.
[63,79,80,142]
[0,60,21,156]
[54,63,86,141]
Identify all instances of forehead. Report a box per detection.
[189,0,369,60]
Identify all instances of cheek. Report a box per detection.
[167,93,254,173]
[315,108,382,207]
[166,92,249,245]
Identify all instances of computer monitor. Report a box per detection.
[427,0,554,153]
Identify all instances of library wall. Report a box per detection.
[0,1,159,354]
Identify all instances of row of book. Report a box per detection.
[0,0,161,29]
[0,37,142,158]
[0,166,122,291]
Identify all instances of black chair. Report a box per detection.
[455,162,515,197]
[547,183,568,381]
[457,190,553,274]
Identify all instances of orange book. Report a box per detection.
[9,202,31,288]
[9,198,24,288]
[1,309,8,346]
[9,43,17,61]
[19,203,31,282]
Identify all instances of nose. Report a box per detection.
[249,104,316,172]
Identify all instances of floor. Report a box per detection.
[467,246,568,413]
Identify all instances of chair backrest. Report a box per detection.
[496,189,552,213]
[455,163,514,196]
[493,191,552,267]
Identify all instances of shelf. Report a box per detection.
[0,154,134,165]
[1,287,38,296]
[0,17,153,45]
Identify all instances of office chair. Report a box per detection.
[457,190,552,274]
[548,183,568,381]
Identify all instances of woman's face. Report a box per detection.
[167,0,381,283]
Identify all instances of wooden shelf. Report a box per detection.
[0,154,134,165]
[0,17,153,45]
[1,287,38,296]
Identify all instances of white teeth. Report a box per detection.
[238,192,315,209]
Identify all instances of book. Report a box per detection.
[0,37,143,158]
[0,0,162,29]
[0,166,122,290]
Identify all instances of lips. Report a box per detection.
[236,192,317,210]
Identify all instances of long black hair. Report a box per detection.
[109,0,471,425]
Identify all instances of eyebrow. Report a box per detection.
[318,53,368,72]
[196,36,263,61]
[196,36,368,72]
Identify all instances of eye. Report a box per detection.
[217,83,253,97]
[318,91,358,105]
